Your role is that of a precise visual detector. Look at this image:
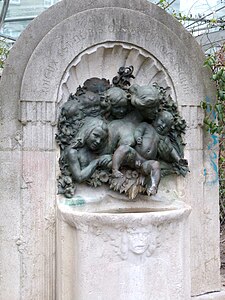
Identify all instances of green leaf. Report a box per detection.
[212,74,218,81]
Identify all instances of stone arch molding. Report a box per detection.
[57,42,176,109]
[20,7,205,118]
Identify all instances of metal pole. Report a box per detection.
[0,32,16,41]
[0,0,10,30]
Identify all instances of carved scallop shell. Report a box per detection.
[57,42,176,108]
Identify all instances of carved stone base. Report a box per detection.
[192,290,225,299]
[57,194,191,300]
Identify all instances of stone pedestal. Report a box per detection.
[57,192,191,300]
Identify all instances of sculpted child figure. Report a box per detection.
[56,67,189,199]
[129,83,163,122]
[137,111,187,165]
[106,87,137,153]
[107,84,162,155]
[66,117,112,183]
[105,86,130,120]
[112,111,187,196]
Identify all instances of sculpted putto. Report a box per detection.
[66,117,111,183]
[56,66,189,199]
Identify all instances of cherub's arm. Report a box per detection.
[134,123,147,145]
[157,137,173,161]
[67,149,111,182]
[170,148,188,166]
[170,148,182,163]
[67,149,98,182]
[158,137,187,166]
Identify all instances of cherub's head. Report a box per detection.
[86,125,108,152]
[73,117,108,152]
[106,87,129,119]
[79,91,102,118]
[130,84,163,121]
[153,111,174,136]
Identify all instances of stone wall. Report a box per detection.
[0,0,219,298]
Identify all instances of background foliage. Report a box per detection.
[0,38,10,71]
[157,0,225,224]
[201,44,225,223]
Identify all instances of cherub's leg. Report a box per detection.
[112,145,134,177]
[141,160,161,196]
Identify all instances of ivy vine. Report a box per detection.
[0,38,10,71]
[201,44,225,136]
[200,43,225,223]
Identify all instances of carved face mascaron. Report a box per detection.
[128,228,151,255]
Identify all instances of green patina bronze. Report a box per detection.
[56,66,188,199]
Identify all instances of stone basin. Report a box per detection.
[57,190,191,300]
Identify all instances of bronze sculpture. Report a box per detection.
[56,66,189,199]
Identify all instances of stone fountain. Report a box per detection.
[0,0,223,299]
